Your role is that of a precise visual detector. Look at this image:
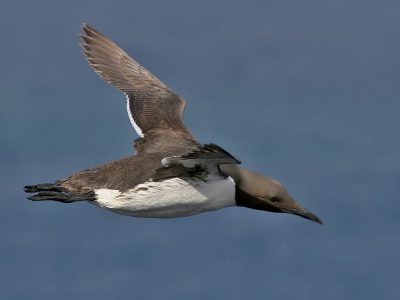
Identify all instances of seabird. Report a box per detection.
[24,24,322,225]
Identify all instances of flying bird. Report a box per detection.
[24,24,322,225]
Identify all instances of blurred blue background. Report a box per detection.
[1,0,399,299]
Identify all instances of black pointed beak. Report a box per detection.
[288,206,323,225]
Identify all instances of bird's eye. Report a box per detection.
[270,197,280,203]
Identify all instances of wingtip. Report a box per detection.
[234,156,242,164]
[81,23,95,36]
[24,185,36,193]
[81,23,87,33]
[203,143,241,164]
[79,34,91,44]
[82,23,91,30]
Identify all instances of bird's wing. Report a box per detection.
[152,143,241,181]
[79,23,201,153]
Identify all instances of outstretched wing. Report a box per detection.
[152,143,242,181]
[79,24,200,153]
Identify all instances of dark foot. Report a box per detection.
[24,183,59,193]
[27,190,96,203]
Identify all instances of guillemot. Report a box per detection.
[24,24,322,224]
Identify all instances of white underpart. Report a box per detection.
[92,175,236,218]
[126,93,143,137]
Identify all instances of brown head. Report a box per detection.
[220,164,323,225]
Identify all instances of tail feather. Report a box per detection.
[24,183,95,203]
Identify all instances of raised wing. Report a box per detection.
[79,24,200,153]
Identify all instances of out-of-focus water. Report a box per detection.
[1,1,399,299]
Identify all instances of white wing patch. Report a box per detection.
[126,93,144,137]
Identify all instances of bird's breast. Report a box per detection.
[92,175,236,218]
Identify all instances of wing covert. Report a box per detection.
[152,144,241,181]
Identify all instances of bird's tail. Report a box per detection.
[24,183,95,203]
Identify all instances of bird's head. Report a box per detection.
[220,164,323,225]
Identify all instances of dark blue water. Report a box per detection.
[2,1,399,299]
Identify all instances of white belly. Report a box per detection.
[92,175,236,218]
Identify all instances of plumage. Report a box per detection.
[79,24,200,153]
[24,24,322,225]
